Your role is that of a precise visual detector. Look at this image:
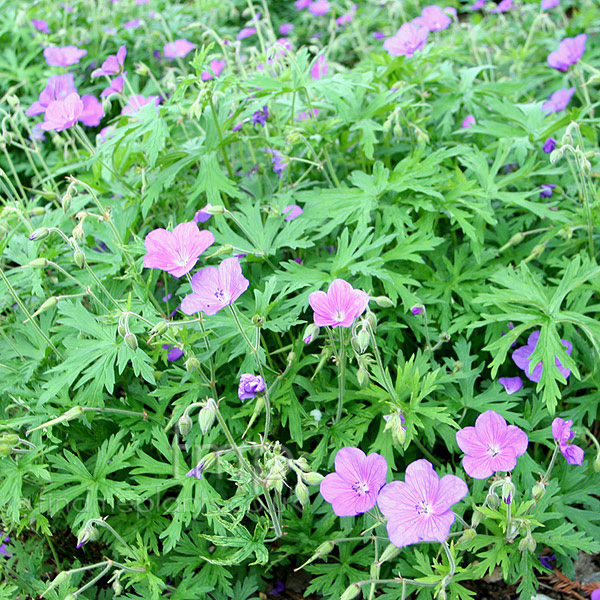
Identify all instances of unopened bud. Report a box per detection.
[29,206,46,216]
[52,572,70,587]
[439,331,451,342]
[251,314,264,327]
[64,595,77,600]
[38,296,58,314]
[340,583,361,600]
[549,149,563,164]
[113,579,123,595]
[178,413,193,436]
[519,534,536,553]
[0,444,11,456]
[377,543,400,566]
[206,205,225,215]
[73,248,85,268]
[508,232,525,247]
[303,323,319,344]
[502,479,514,504]
[29,227,49,241]
[135,62,150,76]
[124,332,138,350]
[302,471,324,485]
[458,528,476,544]
[1,434,19,446]
[365,310,377,331]
[150,321,169,337]
[117,324,127,337]
[471,508,484,527]
[384,412,406,446]
[531,483,546,501]
[487,493,500,510]
[356,367,369,387]
[198,399,217,434]
[581,157,591,173]
[593,454,600,473]
[356,329,370,353]
[198,452,218,472]
[295,479,310,507]
[373,295,394,308]
[6,94,19,107]
[25,258,48,268]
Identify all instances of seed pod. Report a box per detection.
[29,227,49,241]
[340,583,361,600]
[295,479,310,508]
[185,357,200,372]
[458,528,476,544]
[124,333,138,350]
[178,413,193,436]
[26,258,48,268]
[150,321,169,337]
[373,295,394,308]
[198,399,217,434]
[73,248,85,268]
[531,483,546,501]
[377,542,401,565]
[356,367,369,388]
[206,205,225,215]
[302,472,324,486]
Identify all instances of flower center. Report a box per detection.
[415,500,432,515]
[487,444,501,457]
[175,251,189,267]
[334,310,345,322]
[351,481,369,496]
[214,288,226,301]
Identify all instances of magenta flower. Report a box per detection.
[320,447,387,517]
[237,27,256,40]
[456,410,528,479]
[542,87,575,115]
[373,32,386,40]
[143,222,215,278]
[552,418,584,466]
[92,45,126,77]
[121,94,160,116]
[336,4,357,26]
[201,59,226,81]
[547,35,586,72]
[295,0,312,8]
[238,373,266,401]
[499,376,523,394]
[164,39,195,59]
[491,0,513,12]
[123,19,142,30]
[280,23,294,35]
[541,0,560,8]
[163,344,184,362]
[309,279,369,328]
[308,0,330,15]
[100,74,126,98]
[462,115,476,129]
[0,536,11,558]
[384,23,428,58]
[543,138,557,154]
[194,204,213,224]
[266,149,288,175]
[181,257,250,316]
[26,74,77,117]
[283,205,303,221]
[41,93,84,132]
[79,95,104,127]
[296,108,319,121]
[411,305,424,315]
[471,0,486,8]
[310,55,329,80]
[414,5,451,31]
[378,459,468,547]
[512,330,572,383]
[540,184,556,199]
[32,19,50,33]
[44,45,87,67]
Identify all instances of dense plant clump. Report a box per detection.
[0,0,599,598]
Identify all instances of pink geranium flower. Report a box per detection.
[32,19,51,33]
[310,55,329,79]
[378,459,468,547]
[280,23,294,35]
[121,94,160,115]
[491,0,513,12]
[237,27,256,40]
[295,0,311,8]
[499,376,523,394]
[44,45,87,67]
[283,205,303,221]
[308,0,330,15]
[456,410,528,479]
[181,256,250,315]
[100,74,126,98]
[143,222,215,278]
[552,418,584,466]
[541,0,560,8]
[547,34,586,72]
[164,39,195,58]
[123,19,142,30]
[309,279,369,328]
[92,45,126,77]
[512,330,572,382]
[542,87,575,114]
[462,115,476,128]
[414,5,451,31]
[79,95,104,127]
[26,74,77,117]
[383,23,428,58]
[193,204,213,223]
[201,59,226,81]
[41,93,84,131]
[320,447,388,517]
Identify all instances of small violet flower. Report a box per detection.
[336,4,357,26]
[283,205,303,221]
[187,461,207,480]
[471,0,486,9]
[384,23,428,58]
[499,376,523,394]
[32,19,50,33]
[163,344,184,362]
[296,108,319,121]
[491,0,513,12]
[295,0,312,9]
[181,256,250,316]
[310,55,329,80]
[279,23,294,36]
[541,0,560,8]
[251,106,269,126]
[462,115,476,129]
[543,138,557,154]
[237,27,256,40]
[542,87,575,115]
[100,74,126,98]
[456,410,528,479]
[411,305,424,315]
[378,459,468,547]
[547,34,586,72]
[194,204,213,223]
[201,59,226,81]
[552,418,585,466]
[512,330,572,383]
[44,45,87,67]
[41,92,84,132]
[92,45,126,77]
[0,537,11,558]
[123,19,142,30]
[164,39,195,59]
[309,279,369,328]
[238,373,266,401]
[320,447,388,516]
[143,222,215,278]
[308,0,330,16]
[540,183,556,199]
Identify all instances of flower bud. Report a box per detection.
[6,94,19,107]
[1,434,19,446]
[458,528,476,545]
[295,479,310,508]
[76,523,99,548]
[531,483,546,501]
[64,595,78,600]
[0,444,11,456]
[303,323,319,344]
[73,248,85,268]
[29,227,49,241]
[302,471,324,485]
[340,583,361,600]
[471,508,484,527]
[178,413,193,436]
[150,321,169,337]
[502,479,514,504]
[507,232,525,247]
[373,295,394,308]
[487,493,500,510]
[185,357,200,372]
[117,324,127,337]
[197,452,218,472]
[356,329,370,353]
[549,148,563,164]
[439,331,451,342]
[356,367,370,388]
[376,542,401,566]
[52,571,70,587]
[365,311,377,331]
[29,206,46,216]
[124,332,138,350]
[37,296,59,314]
[113,578,123,595]
[206,205,225,215]
[24,258,48,268]
[594,454,600,473]
[581,157,591,173]
[198,399,217,434]
[518,534,536,553]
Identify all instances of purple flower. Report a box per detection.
[163,344,184,362]
[26,74,77,117]
[143,222,215,278]
[320,447,388,517]
[44,45,87,67]
[121,94,160,115]
[372,31,386,40]
[336,4,357,26]
[99,126,116,142]
[295,0,312,8]
[181,257,250,316]
[41,93,84,132]
[591,590,600,600]
[378,459,468,547]
[547,35,586,72]
[539,554,556,569]
[384,23,428,58]
[92,45,126,77]
[123,19,142,30]
[105,27,117,35]
[462,115,476,129]
[296,108,319,121]
[309,279,370,328]
[237,27,256,40]
[491,0,513,12]
[100,74,126,98]
[541,0,560,8]
[279,23,294,35]
[271,581,285,595]
[283,205,303,221]
[542,87,575,115]
[187,461,206,480]
[512,330,572,383]
[79,95,104,127]
[265,149,288,175]
[456,410,528,479]
[201,59,226,81]
[164,39,195,59]
[251,105,269,126]
[0,537,11,558]
[540,184,556,199]
[32,19,50,33]
[193,204,213,223]
[499,376,523,394]
[471,0,486,8]
[552,418,585,466]
[60,3,73,11]
[310,55,329,80]
[414,5,451,31]
[543,138,557,153]
[411,305,423,315]
[308,0,330,15]
[31,124,46,142]
[238,373,266,401]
